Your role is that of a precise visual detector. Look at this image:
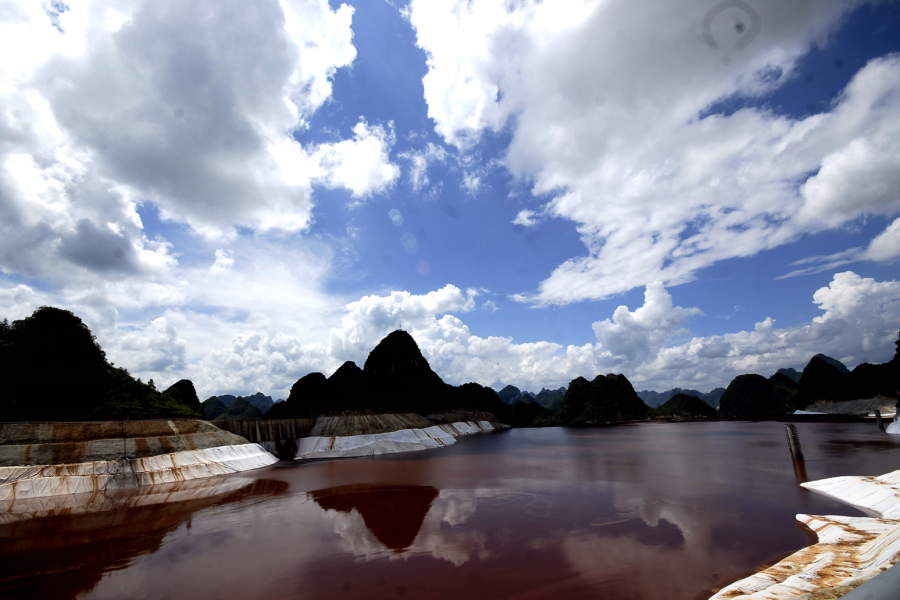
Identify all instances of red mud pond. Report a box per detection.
[2,421,900,600]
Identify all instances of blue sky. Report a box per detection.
[1,0,899,399]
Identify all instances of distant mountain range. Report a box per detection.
[265,330,511,422]
[496,385,567,411]
[4,304,895,426]
[636,388,725,408]
[202,392,284,420]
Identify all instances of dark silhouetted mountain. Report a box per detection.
[814,354,851,376]
[719,374,779,418]
[650,394,718,418]
[706,387,726,407]
[328,361,367,411]
[511,400,555,427]
[845,341,900,400]
[0,306,200,421]
[776,368,802,383]
[244,392,275,412]
[769,372,800,412]
[636,387,722,408]
[212,394,238,408]
[203,397,228,420]
[206,392,275,412]
[218,397,264,421]
[532,387,566,411]
[265,330,511,422]
[448,383,511,423]
[796,355,852,407]
[265,372,328,419]
[364,331,448,410]
[164,379,201,413]
[497,384,523,405]
[556,373,648,425]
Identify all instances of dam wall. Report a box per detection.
[1,413,508,502]
[215,413,508,460]
[211,418,318,444]
[0,420,250,467]
[0,420,277,503]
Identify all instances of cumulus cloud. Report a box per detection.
[4,270,897,398]
[399,142,448,192]
[167,270,900,395]
[863,217,900,262]
[210,249,234,274]
[114,314,187,374]
[0,0,399,298]
[406,0,900,304]
[512,209,540,227]
[592,283,703,364]
[310,120,400,200]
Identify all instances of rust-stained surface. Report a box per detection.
[212,418,317,443]
[709,468,900,599]
[0,420,249,467]
[310,413,434,437]
[0,420,279,505]
[212,413,507,442]
[0,443,278,502]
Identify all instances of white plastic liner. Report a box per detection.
[0,477,254,525]
[0,443,277,502]
[710,469,900,599]
[295,420,495,460]
[801,470,900,520]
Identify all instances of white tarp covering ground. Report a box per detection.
[294,421,495,459]
[0,476,255,525]
[0,444,277,502]
[709,469,900,599]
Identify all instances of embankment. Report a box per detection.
[0,420,277,502]
[213,412,508,460]
[709,469,900,599]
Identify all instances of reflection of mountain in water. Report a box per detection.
[310,484,439,551]
[591,516,685,549]
[0,478,288,600]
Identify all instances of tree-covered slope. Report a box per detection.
[0,307,200,421]
[555,373,648,425]
[650,394,718,418]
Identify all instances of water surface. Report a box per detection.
[2,422,899,600]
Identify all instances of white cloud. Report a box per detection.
[3,270,898,398]
[210,249,234,274]
[864,217,900,262]
[399,142,448,191]
[592,283,703,364]
[115,314,187,374]
[461,172,480,194]
[0,0,399,296]
[407,0,900,304]
[310,119,400,200]
[512,209,539,227]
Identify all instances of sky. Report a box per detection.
[1,0,899,400]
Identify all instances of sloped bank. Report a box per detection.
[215,412,509,460]
[0,420,277,502]
[709,469,900,599]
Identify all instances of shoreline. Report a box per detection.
[708,469,900,599]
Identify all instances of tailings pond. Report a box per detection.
[3,421,900,600]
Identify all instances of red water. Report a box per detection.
[2,422,900,600]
